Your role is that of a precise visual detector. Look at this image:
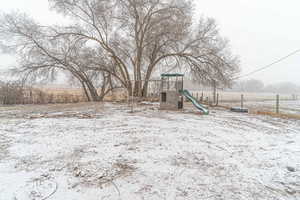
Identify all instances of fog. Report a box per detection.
[1,0,300,85]
[195,0,300,85]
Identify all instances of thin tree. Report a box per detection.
[0,13,117,101]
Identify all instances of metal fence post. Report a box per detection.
[213,80,217,104]
[276,94,280,114]
[241,94,244,109]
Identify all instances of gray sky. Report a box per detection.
[0,0,300,84]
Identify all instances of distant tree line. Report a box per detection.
[230,79,300,94]
[0,0,239,101]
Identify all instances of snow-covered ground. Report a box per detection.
[0,103,300,200]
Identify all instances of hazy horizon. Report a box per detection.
[1,0,300,85]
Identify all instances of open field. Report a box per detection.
[0,102,300,200]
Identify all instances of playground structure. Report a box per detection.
[160,73,184,110]
[126,74,209,114]
[160,74,209,114]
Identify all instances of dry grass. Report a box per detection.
[254,111,300,120]
[39,87,129,102]
[39,87,83,95]
[213,104,300,120]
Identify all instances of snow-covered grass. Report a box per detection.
[0,103,300,200]
[221,100,300,115]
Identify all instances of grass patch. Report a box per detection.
[253,111,300,120]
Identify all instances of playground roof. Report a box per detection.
[161,73,184,77]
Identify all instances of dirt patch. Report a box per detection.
[27,112,97,119]
[70,159,136,188]
[0,102,106,119]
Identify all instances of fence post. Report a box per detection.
[216,93,219,106]
[241,94,244,109]
[276,94,280,114]
[131,96,134,113]
[213,80,217,104]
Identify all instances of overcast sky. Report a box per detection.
[0,0,300,84]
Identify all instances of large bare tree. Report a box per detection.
[0,0,239,99]
[49,0,239,96]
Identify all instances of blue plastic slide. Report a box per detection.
[180,90,209,115]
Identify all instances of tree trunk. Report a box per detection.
[141,64,156,97]
[82,82,91,102]
[84,79,101,102]
[142,80,149,98]
[133,80,143,97]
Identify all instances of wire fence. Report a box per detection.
[0,80,162,106]
[188,90,300,115]
[0,83,88,105]
[0,90,88,105]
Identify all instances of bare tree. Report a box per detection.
[0,0,239,99]
[0,12,117,101]
[49,0,239,97]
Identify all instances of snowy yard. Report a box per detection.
[0,103,300,200]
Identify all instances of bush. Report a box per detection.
[0,81,25,105]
